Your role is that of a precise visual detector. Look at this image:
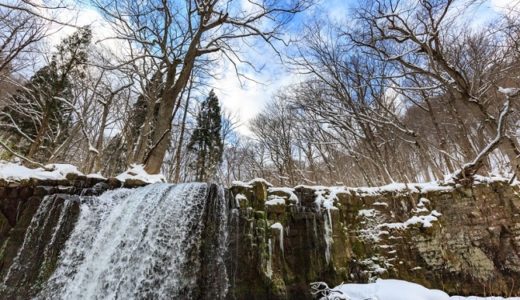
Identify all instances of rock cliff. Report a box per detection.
[227,179,520,299]
[1,175,519,299]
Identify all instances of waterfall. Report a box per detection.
[3,183,229,299]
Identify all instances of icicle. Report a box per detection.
[266,238,273,279]
[324,208,334,265]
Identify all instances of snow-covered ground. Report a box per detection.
[0,161,84,181]
[0,161,165,184]
[315,279,519,300]
[115,164,165,184]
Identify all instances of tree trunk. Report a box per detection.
[143,34,201,174]
[87,101,110,173]
[173,84,191,183]
[27,111,49,159]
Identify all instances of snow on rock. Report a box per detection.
[498,86,520,97]
[351,181,453,196]
[358,209,376,217]
[321,279,449,300]
[473,174,511,184]
[231,180,253,188]
[271,222,283,230]
[232,178,273,188]
[358,197,442,246]
[359,256,391,277]
[295,180,455,205]
[0,161,83,181]
[235,193,247,207]
[380,210,442,229]
[267,187,299,203]
[265,196,286,206]
[116,164,166,184]
[46,164,83,176]
[312,187,345,210]
[86,172,106,180]
[248,178,273,187]
[319,279,517,300]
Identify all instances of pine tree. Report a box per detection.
[188,90,224,182]
[0,26,92,160]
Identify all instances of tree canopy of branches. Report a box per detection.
[0,0,519,187]
[91,0,311,174]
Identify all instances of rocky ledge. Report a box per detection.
[227,178,520,299]
[1,175,519,299]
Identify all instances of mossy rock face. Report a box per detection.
[250,181,269,210]
[1,177,520,299]
[107,177,123,189]
[123,178,148,188]
[235,194,249,208]
[0,211,11,241]
[0,194,81,299]
[255,210,267,220]
[269,190,290,198]
[265,202,286,215]
[230,181,520,298]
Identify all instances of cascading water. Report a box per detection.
[2,183,229,299]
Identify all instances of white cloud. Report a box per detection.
[45,5,128,58]
[213,58,299,137]
[490,0,520,13]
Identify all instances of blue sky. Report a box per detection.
[214,0,513,136]
[212,0,357,135]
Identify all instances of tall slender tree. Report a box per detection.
[188,90,223,182]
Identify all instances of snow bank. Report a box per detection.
[0,161,83,181]
[115,164,165,184]
[320,279,517,300]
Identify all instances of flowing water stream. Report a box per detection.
[2,183,229,299]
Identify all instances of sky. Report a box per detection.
[211,0,515,136]
[46,0,518,136]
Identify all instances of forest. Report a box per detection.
[0,0,519,187]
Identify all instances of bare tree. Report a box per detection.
[90,0,311,174]
[351,0,520,180]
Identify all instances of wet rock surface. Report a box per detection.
[0,174,139,299]
[227,180,520,299]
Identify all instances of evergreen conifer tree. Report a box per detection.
[0,26,92,160]
[188,90,224,181]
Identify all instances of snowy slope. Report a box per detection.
[319,279,519,300]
